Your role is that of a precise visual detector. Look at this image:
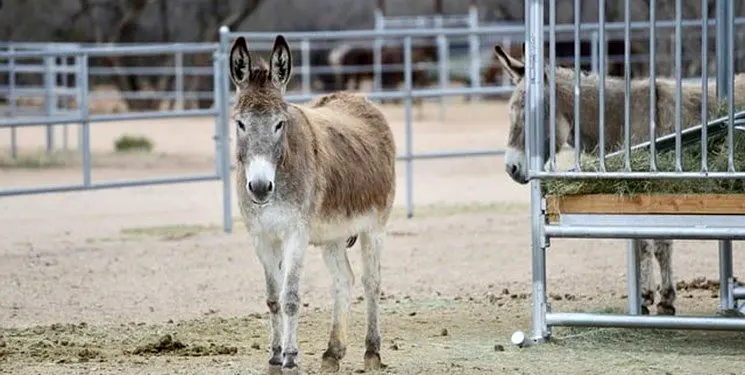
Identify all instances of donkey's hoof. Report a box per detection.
[657,304,676,316]
[320,355,340,372]
[363,351,382,371]
[269,346,283,366]
[640,306,650,315]
[282,351,299,373]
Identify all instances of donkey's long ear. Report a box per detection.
[493,44,525,84]
[270,35,292,93]
[229,37,251,90]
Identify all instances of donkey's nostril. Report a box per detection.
[267,181,274,192]
[507,164,518,176]
[248,181,254,191]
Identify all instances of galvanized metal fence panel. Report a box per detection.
[517,0,745,348]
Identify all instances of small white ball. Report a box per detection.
[511,331,526,347]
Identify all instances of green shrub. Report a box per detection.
[114,134,154,153]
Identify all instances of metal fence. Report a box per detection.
[0,43,235,233]
[518,0,745,347]
[2,15,745,234]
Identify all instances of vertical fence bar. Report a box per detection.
[74,51,83,152]
[548,0,557,171]
[598,0,606,171]
[44,55,55,153]
[175,51,184,110]
[701,0,709,172]
[648,0,657,171]
[716,0,730,102]
[373,8,384,100]
[300,39,311,96]
[61,56,69,150]
[591,32,598,75]
[435,14,447,121]
[9,45,17,158]
[726,0,735,172]
[403,36,414,219]
[468,3,481,101]
[77,54,91,187]
[623,0,632,171]
[528,0,548,343]
[218,26,234,234]
[627,239,642,315]
[719,240,735,311]
[673,0,683,172]
[572,0,581,171]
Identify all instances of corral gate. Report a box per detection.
[518,0,745,346]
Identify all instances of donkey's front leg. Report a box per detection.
[279,229,310,371]
[639,240,656,315]
[320,241,354,372]
[653,239,676,315]
[255,237,284,367]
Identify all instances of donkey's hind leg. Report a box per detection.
[639,239,656,315]
[320,240,354,372]
[360,229,384,371]
[653,239,676,315]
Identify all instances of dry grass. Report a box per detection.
[543,103,745,196]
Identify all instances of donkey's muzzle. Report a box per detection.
[248,179,274,203]
[505,163,529,185]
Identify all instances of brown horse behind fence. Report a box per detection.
[328,42,437,102]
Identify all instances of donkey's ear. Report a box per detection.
[229,37,251,89]
[493,44,525,84]
[270,35,292,93]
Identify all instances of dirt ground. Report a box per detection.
[2,98,745,375]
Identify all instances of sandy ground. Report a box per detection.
[1,99,745,375]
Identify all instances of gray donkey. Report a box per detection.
[228,35,396,373]
[493,43,745,316]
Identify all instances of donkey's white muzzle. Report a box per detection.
[245,156,277,204]
[504,147,529,184]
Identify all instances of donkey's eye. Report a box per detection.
[275,121,285,132]
[236,120,246,131]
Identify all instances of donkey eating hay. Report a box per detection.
[228,35,396,372]
[492,43,745,317]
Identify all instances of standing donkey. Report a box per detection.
[492,43,745,316]
[228,35,396,373]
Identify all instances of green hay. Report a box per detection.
[543,102,745,196]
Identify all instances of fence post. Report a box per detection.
[76,54,91,187]
[527,0,548,344]
[61,56,68,150]
[9,45,17,158]
[217,26,234,234]
[44,55,56,153]
[300,38,311,96]
[373,8,384,102]
[467,2,481,102]
[435,14,448,121]
[403,36,414,219]
[175,51,184,110]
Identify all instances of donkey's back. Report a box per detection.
[295,92,397,237]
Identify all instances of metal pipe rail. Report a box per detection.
[547,313,745,331]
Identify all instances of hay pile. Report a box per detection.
[543,104,745,196]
